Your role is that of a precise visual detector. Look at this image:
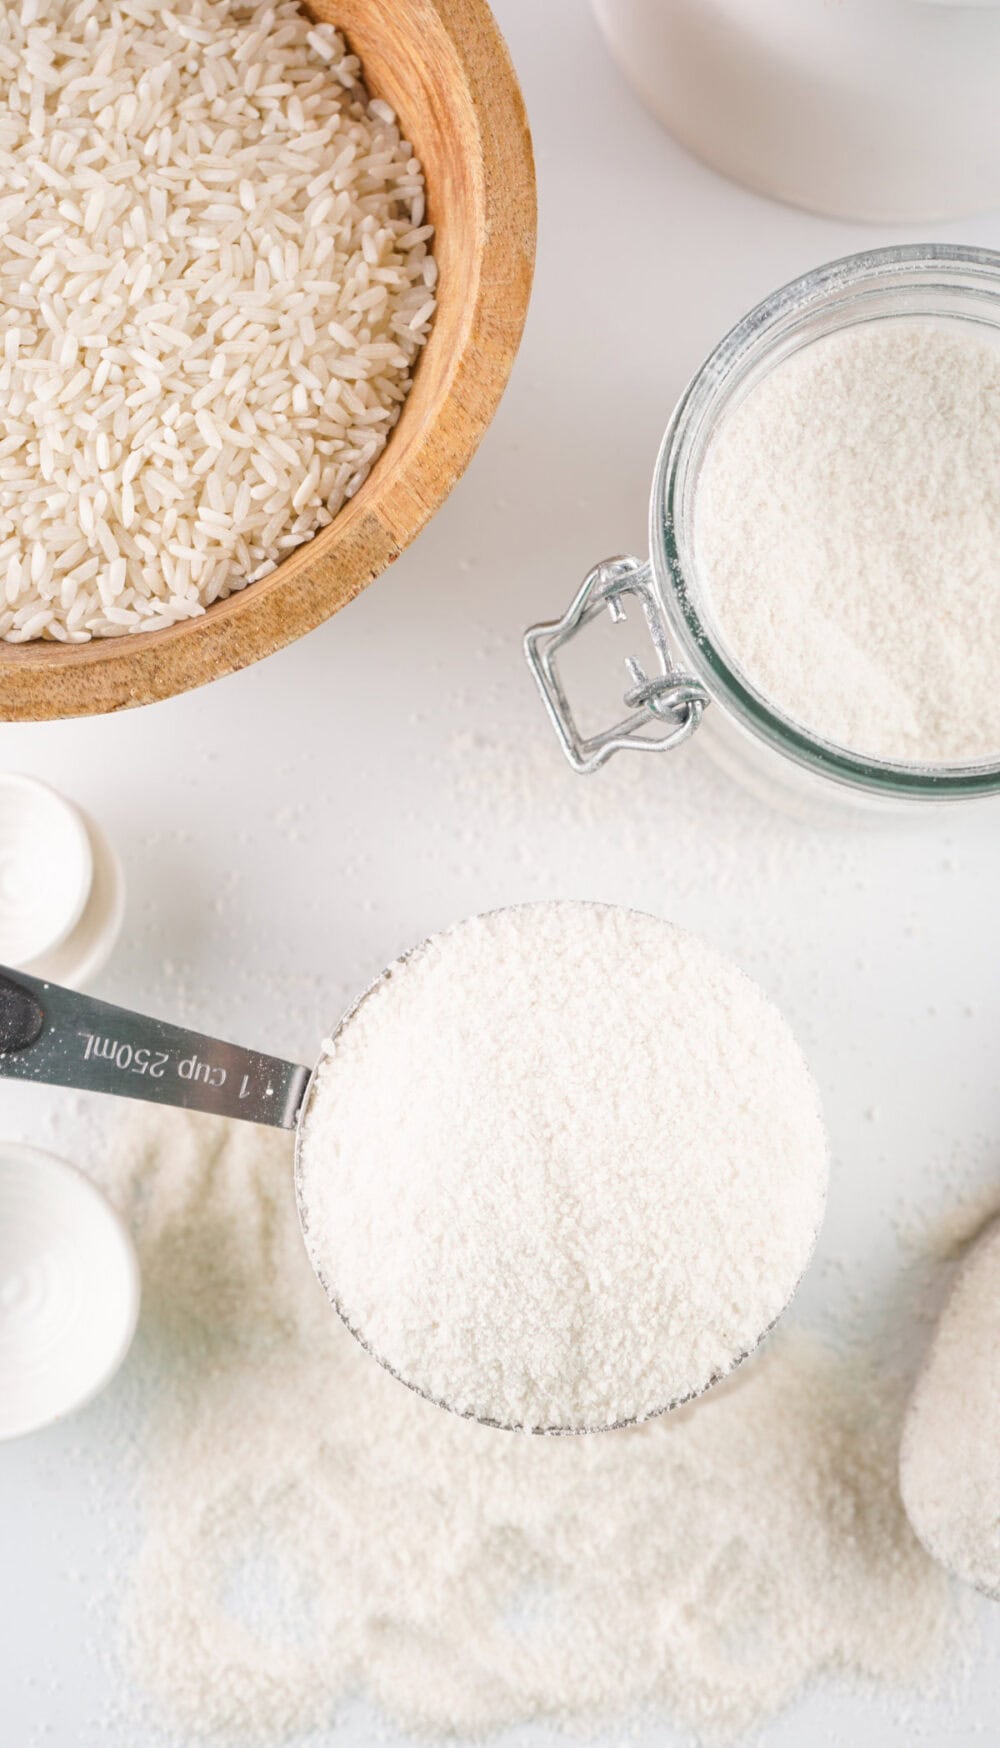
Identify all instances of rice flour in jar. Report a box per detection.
[695,317,1000,768]
[526,247,1000,809]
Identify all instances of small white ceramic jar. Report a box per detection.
[593,0,1000,222]
[0,1146,140,1440]
[0,775,125,986]
[526,245,1000,813]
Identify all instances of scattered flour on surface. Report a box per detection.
[108,1106,955,1744]
[696,320,1000,766]
[900,1216,1000,1601]
[896,1177,1000,1266]
[297,901,828,1432]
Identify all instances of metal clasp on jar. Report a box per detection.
[524,556,709,774]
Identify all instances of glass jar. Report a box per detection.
[525,245,1000,811]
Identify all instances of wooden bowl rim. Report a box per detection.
[0,0,535,721]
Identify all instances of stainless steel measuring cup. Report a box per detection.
[0,957,821,1437]
[0,965,312,1129]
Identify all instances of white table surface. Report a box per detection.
[2,2,999,1742]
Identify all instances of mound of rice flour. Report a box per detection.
[113,1107,953,1745]
[900,1216,1000,1599]
[297,901,829,1432]
[0,0,434,640]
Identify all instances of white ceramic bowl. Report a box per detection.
[0,1145,140,1440]
[593,0,1000,223]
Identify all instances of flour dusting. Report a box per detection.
[107,1106,954,1743]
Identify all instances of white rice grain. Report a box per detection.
[0,0,435,641]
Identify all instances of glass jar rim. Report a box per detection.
[651,242,1000,800]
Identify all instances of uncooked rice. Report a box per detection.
[0,0,435,641]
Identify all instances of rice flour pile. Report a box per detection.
[297,901,828,1432]
[0,0,434,640]
[696,319,1000,764]
[111,1106,953,1743]
[900,1217,1000,1600]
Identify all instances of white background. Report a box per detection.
[2,1,1000,1742]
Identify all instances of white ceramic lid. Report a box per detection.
[0,1145,140,1440]
[19,808,126,991]
[0,776,94,967]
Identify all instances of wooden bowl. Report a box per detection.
[0,0,535,721]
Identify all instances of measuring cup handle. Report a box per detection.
[0,967,310,1129]
[0,971,46,1052]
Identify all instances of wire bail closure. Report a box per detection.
[524,556,710,774]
